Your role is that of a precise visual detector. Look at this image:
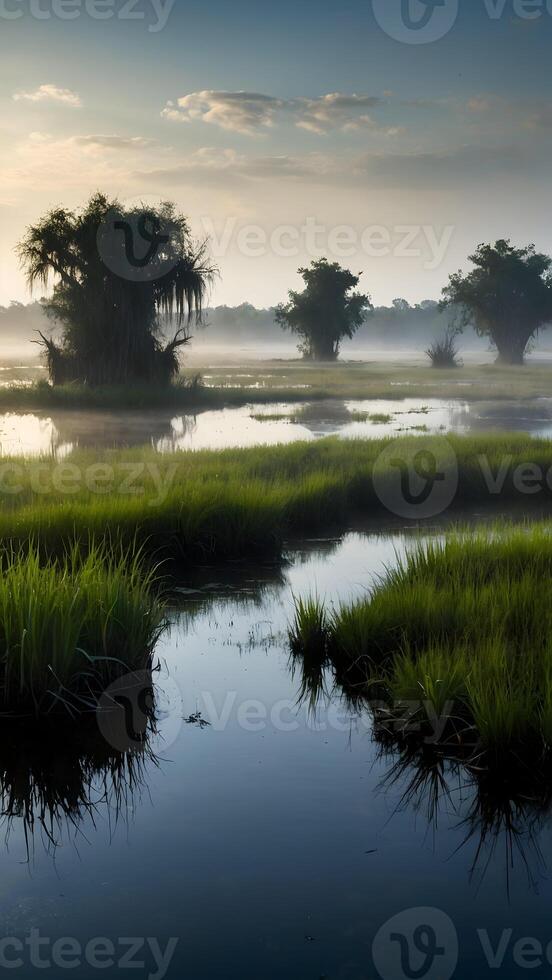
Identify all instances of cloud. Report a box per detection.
[525,105,552,129]
[134,142,534,194]
[0,131,159,200]
[162,91,283,135]
[293,93,386,135]
[460,94,552,132]
[353,143,530,187]
[467,97,492,113]
[13,84,82,108]
[132,146,337,188]
[73,134,155,149]
[161,90,390,136]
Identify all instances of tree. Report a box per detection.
[275,259,371,361]
[17,193,216,385]
[441,240,552,365]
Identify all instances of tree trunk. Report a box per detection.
[493,332,533,365]
[311,337,339,361]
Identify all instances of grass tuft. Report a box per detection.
[0,544,164,716]
[290,525,552,753]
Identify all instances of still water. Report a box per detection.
[3,396,552,456]
[1,531,552,978]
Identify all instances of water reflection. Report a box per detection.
[0,410,197,457]
[5,395,552,456]
[0,667,162,859]
[4,530,552,977]
[377,737,552,896]
[292,643,552,895]
[3,525,552,900]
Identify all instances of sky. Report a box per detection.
[1,0,552,308]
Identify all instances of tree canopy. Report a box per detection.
[17,193,216,385]
[442,240,552,365]
[275,259,371,361]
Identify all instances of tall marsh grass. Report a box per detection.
[291,525,552,753]
[1,433,552,562]
[0,545,164,716]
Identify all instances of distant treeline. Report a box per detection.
[0,297,486,350]
[0,301,54,347]
[193,299,485,348]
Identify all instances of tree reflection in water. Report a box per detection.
[292,646,552,895]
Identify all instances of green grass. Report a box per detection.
[250,412,297,423]
[5,357,552,408]
[0,544,164,716]
[189,359,552,403]
[291,525,552,754]
[363,413,394,424]
[0,433,552,562]
[250,407,394,425]
[289,594,330,657]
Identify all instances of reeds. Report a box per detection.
[0,544,164,716]
[426,329,462,368]
[290,525,552,752]
[1,433,552,562]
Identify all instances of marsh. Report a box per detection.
[3,532,552,979]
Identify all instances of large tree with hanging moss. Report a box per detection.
[18,192,216,385]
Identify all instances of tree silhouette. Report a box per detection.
[275,259,371,361]
[18,193,216,385]
[442,240,552,365]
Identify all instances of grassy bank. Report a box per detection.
[290,525,552,754]
[0,546,164,716]
[0,433,552,561]
[4,358,552,408]
[194,358,552,403]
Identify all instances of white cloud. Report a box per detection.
[13,84,82,108]
[293,93,386,135]
[132,146,337,187]
[72,134,155,149]
[0,131,159,200]
[132,141,534,194]
[162,91,283,135]
[161,90,390,136]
